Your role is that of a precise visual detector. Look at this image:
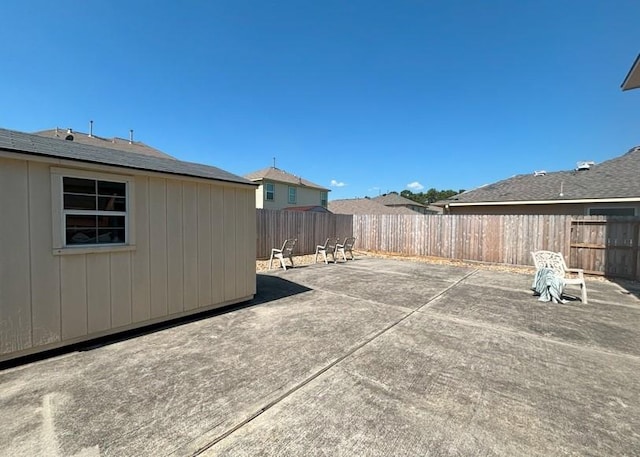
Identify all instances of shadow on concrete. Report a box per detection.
[1,274,311,371]
[250,273,313,305]
[608,277,640,300]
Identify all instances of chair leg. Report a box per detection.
[581,283,588,304]
[315,248,320,263]
[269,251,275,270]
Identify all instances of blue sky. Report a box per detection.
[2,1,640,199]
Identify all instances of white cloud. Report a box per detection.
[407,181,424,191]
[330,179,346,187]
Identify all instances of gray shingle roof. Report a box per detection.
[0,127,255,187]
[244,166,329,191]
[33,128,175,159]
[329,198,417,215]
[373,193,427,207]
[449,147,640,205]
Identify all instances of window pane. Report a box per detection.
[265,183,274,201]
[66,214,98,229]
[98,196,126,211]
[98,215,125,229]
[98,228,125,243]
[63,177,96,195]
[65,214,126,245]
[64,194,97,210]
[67,228,98,245]
[98,181,126,197]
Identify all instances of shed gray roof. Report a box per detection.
[244,166,329,191]
[448,146,640,205]
[329,198,417,215]
[0,127,255,187]
[33,128,175,159]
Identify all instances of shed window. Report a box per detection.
[265,182,275,201]
[63,177,127,245]
[288,186,297,204]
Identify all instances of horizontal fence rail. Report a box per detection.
[256,211,640,280]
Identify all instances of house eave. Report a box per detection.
[250,177,329,192]
[621,54,640,91]
[448,197,640,207]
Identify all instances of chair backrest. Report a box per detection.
[324,237,338,251]
[343,237,356,249]
[531,250,566,278]
[281,238,297,255]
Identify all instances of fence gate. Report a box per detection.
[570,217,640,280]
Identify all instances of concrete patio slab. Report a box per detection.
[1,257,639,456]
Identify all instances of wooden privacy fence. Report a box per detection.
[352,214,572,266]
[351,214,640,280]
[256,211,640,279]
[256,209,353,259]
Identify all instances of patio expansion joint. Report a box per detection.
[182,269,481,456]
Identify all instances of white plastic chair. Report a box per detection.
[531,250,587,304]
[315,237,338,264]
[269,238,297,270]
[336,236,356,261]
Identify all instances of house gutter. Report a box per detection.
[448,197,640,207]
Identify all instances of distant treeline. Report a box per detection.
[394,189,465,205]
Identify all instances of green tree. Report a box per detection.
[397,188,464,204]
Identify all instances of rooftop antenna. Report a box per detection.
[273,157,276,168]
[88,120,93,137]
[129,129,134,144]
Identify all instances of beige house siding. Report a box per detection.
[256,181,326,210]
[0,156,256,362]
[447,202,640,215]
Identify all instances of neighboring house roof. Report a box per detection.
[33,128,175,159]
[373,193,427,207]
[329,198,418,215]
[446,146,640,207]
[0,127,255,187]
[244,166,329,191]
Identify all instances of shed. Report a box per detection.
[0,127,257,362]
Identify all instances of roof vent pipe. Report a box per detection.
[533,170,546,176]
[576,161,595,171]
[88,120,93,138]
[129,129,134,144]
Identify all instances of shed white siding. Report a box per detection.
[0,156,256,361]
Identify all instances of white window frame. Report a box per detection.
[51,167,136,255]
[264,182,275,201]
[288,186,297,204]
